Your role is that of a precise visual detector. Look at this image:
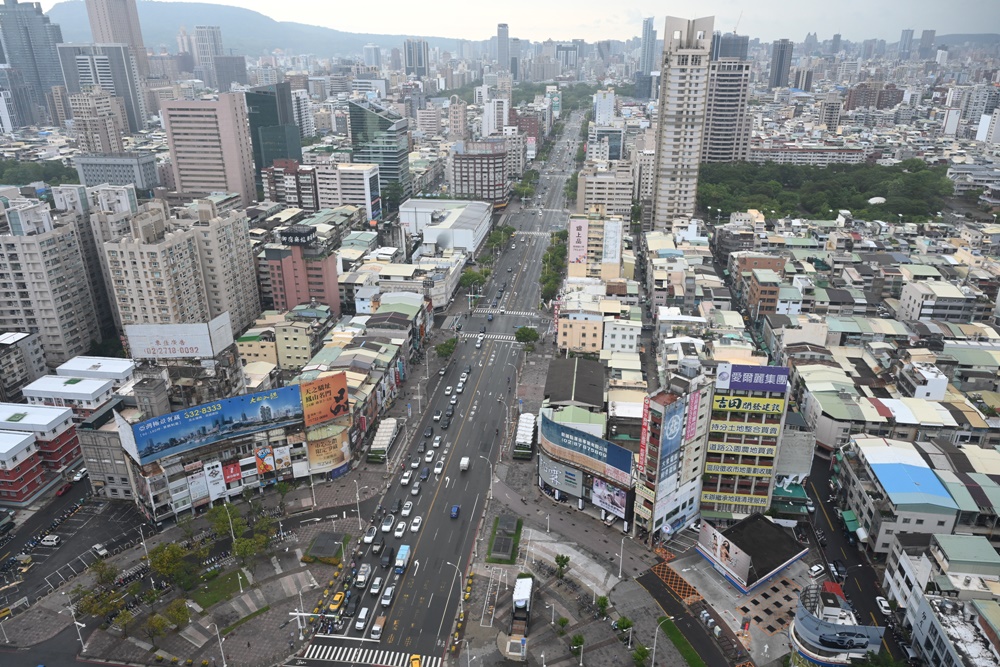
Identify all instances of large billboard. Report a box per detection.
[710,421,780,436]
[793,592,885,656]
[131,386,304,464]
[205,462,226,501]
[538,453,583,497]
[300,374,350,427]
[684,391,701,442]
[568,218,588,264]
[711,394,785,414]
[539,415,632,486]
[697,522,753,585]
[306,422,350,474]
[715,363,789,394]
[656,400,686,499]
[591,478,628,519]
[638,397,650,478]
[255,445,275,476]
[125,313,234,361]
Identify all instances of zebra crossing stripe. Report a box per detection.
[303,643,442,667]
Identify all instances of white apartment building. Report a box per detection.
[602,318,641,353]
[631,149,656,202]
[416,106,441,135]
[702,58,751,163]
[651,16,714,227]
[576,160,634,217]
[481,98,510,137]
[0,199,101,367]
[290,89,315,139]
[593,89,616,125]
[316,163,381,221]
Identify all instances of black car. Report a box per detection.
[417,441,426,454]
[419,467,430,481]
[391,498,403,514]
[440,418,451,430]
[423,426,433,438]
[445,406,454,418]
[371,535,385,554]
[831,560,848,580]
[343,595,360,617]
[464,365,472,374]
[380,545,396,569]
[480,326,486,334]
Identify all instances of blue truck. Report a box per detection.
[394,544,411,574]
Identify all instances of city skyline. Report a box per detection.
[38,0,999,45]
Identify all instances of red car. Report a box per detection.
[55,482,73,497]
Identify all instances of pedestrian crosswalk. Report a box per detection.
[515,231,551,237]
[459,332,517,342]
[303,644,442,667]
[473,308,539,317]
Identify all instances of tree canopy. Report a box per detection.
[0,159,78,187]
[697,159,953,222]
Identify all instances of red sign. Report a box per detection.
[685,392,701,442]
[638,396,650,478]
[222,462,241,483]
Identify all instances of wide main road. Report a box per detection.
[297,112,582,666]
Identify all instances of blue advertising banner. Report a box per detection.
[715,363,789,394]
[539,414,632,486]
[657,400,686,498]
[132,386,304,464]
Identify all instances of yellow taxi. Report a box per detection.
[328,591,345,613]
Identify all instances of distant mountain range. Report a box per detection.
[48,0,460,58]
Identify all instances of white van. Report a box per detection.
[371,615,386,640]
[40,535,61,547]
[355,606,370,631]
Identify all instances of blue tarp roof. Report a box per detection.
[871,462,958,510]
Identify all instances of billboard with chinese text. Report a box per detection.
[568,218,588,264]
[306,422,349,474]
[300,374,350,427]
[638,397,650,478]
[205,462,226,501]
[684,391,701,442]
[711,394,785,414]
[255,445,275,476]
[601,218,623,265]
[539,414,632,486]
[131,386,304,464]
[709,421,780,436]
[715,363,789,393]
[125,313,234,361]
[539,453,583,496]
[656,400,686,499]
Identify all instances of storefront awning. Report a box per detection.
[832,464,841,474]
[700,510,734,520]
[856,526,869,542]
[842,510,860,533]
[834,450,844,462]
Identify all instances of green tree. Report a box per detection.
[163,598,191,628]
[617,616,634,631]
[631,644,650,666]
[75,586,125,620]
[148,542,189,582]
[90,558,119,588]
[275,481,293,514]
[557,616,569,633]
[563,173,578,200]
[554,554,570,578]
[499,225,517,240]
[234,533,269,575]
[570,634,585,655]
[206,503,247,541]
[459,269,488,290]
[116,607,135,637]
[436,337,458,358]
[176,514,197,544]
[142,614,170,647]
[486,231,506,251]
[382,182,404,214]
[595,595,609,616]
[514,327,539,344]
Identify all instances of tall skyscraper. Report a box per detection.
[593,89,616,125]
[639,17,657,75]
[768,39,793,89]
[84,0,148,77]
[193,25,223,87]
[348,99,412,200]
[212,55,248,90]
[651,15,714,228]
[702,58,751,163]
[161,93,256,207]
[245,82,302,188]
[363,43,381,69]
[898,29,914,60]
[403,39,429,77]
[497,23,510,73]
[0,0,65,123]
[57,43,146,132]
[448,95,468,141]
[711,32,749,60]
[830,33,842,54]
[918,30,936,59]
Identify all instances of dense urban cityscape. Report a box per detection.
[0,2,997,667]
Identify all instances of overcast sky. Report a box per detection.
[47,0,1000,44]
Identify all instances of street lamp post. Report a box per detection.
[571,643,583,666]
[545,602,555,625]
[237,570,243,594]
[62,592,84,648]
[546,513,550,533]
[445,560,464,617]
[498,397,510,443]
[479,456,494,501]
[353,480,368,531]
[589,582,596,605]
[524,528,533,566]
[223,503,237,544]
[296,588,305,640]
[137,525,155,588]
[619,536,625,579]
[209,622,227,667]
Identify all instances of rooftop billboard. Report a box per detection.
[539,414,632,486]
[715,363,789,394]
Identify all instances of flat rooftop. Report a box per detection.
[57,356,134,380]
[23,375,114,400]
[0,403,73,431]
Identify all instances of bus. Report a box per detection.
[368,418,399,463]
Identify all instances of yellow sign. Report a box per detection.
[707,441,778,457]
[712,394,785,414]
[700,491,769,506]
[704,462,774,477]
[709,420,781,436]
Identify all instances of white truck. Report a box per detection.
[460,457,470,471]
[355,563,372,588]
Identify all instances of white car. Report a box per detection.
[363,526,377,544]
[400,470,413,486]
[393,521,406,538]
[433,460,445,475]
[444,386,453,395]
[72,467,88,482]
[401,501,413,517]
[460,372,469,383]
[875,596,892,616]
[433,435,443,448]
[424,450,435,463]
[410,482,421,496]
[432,410,442,422]
[449,394,458,405]
[409,516,423,532]
[809,564,826,579]
[456,382,465,394]
[380,514,395,532]
[369,576,383,597]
